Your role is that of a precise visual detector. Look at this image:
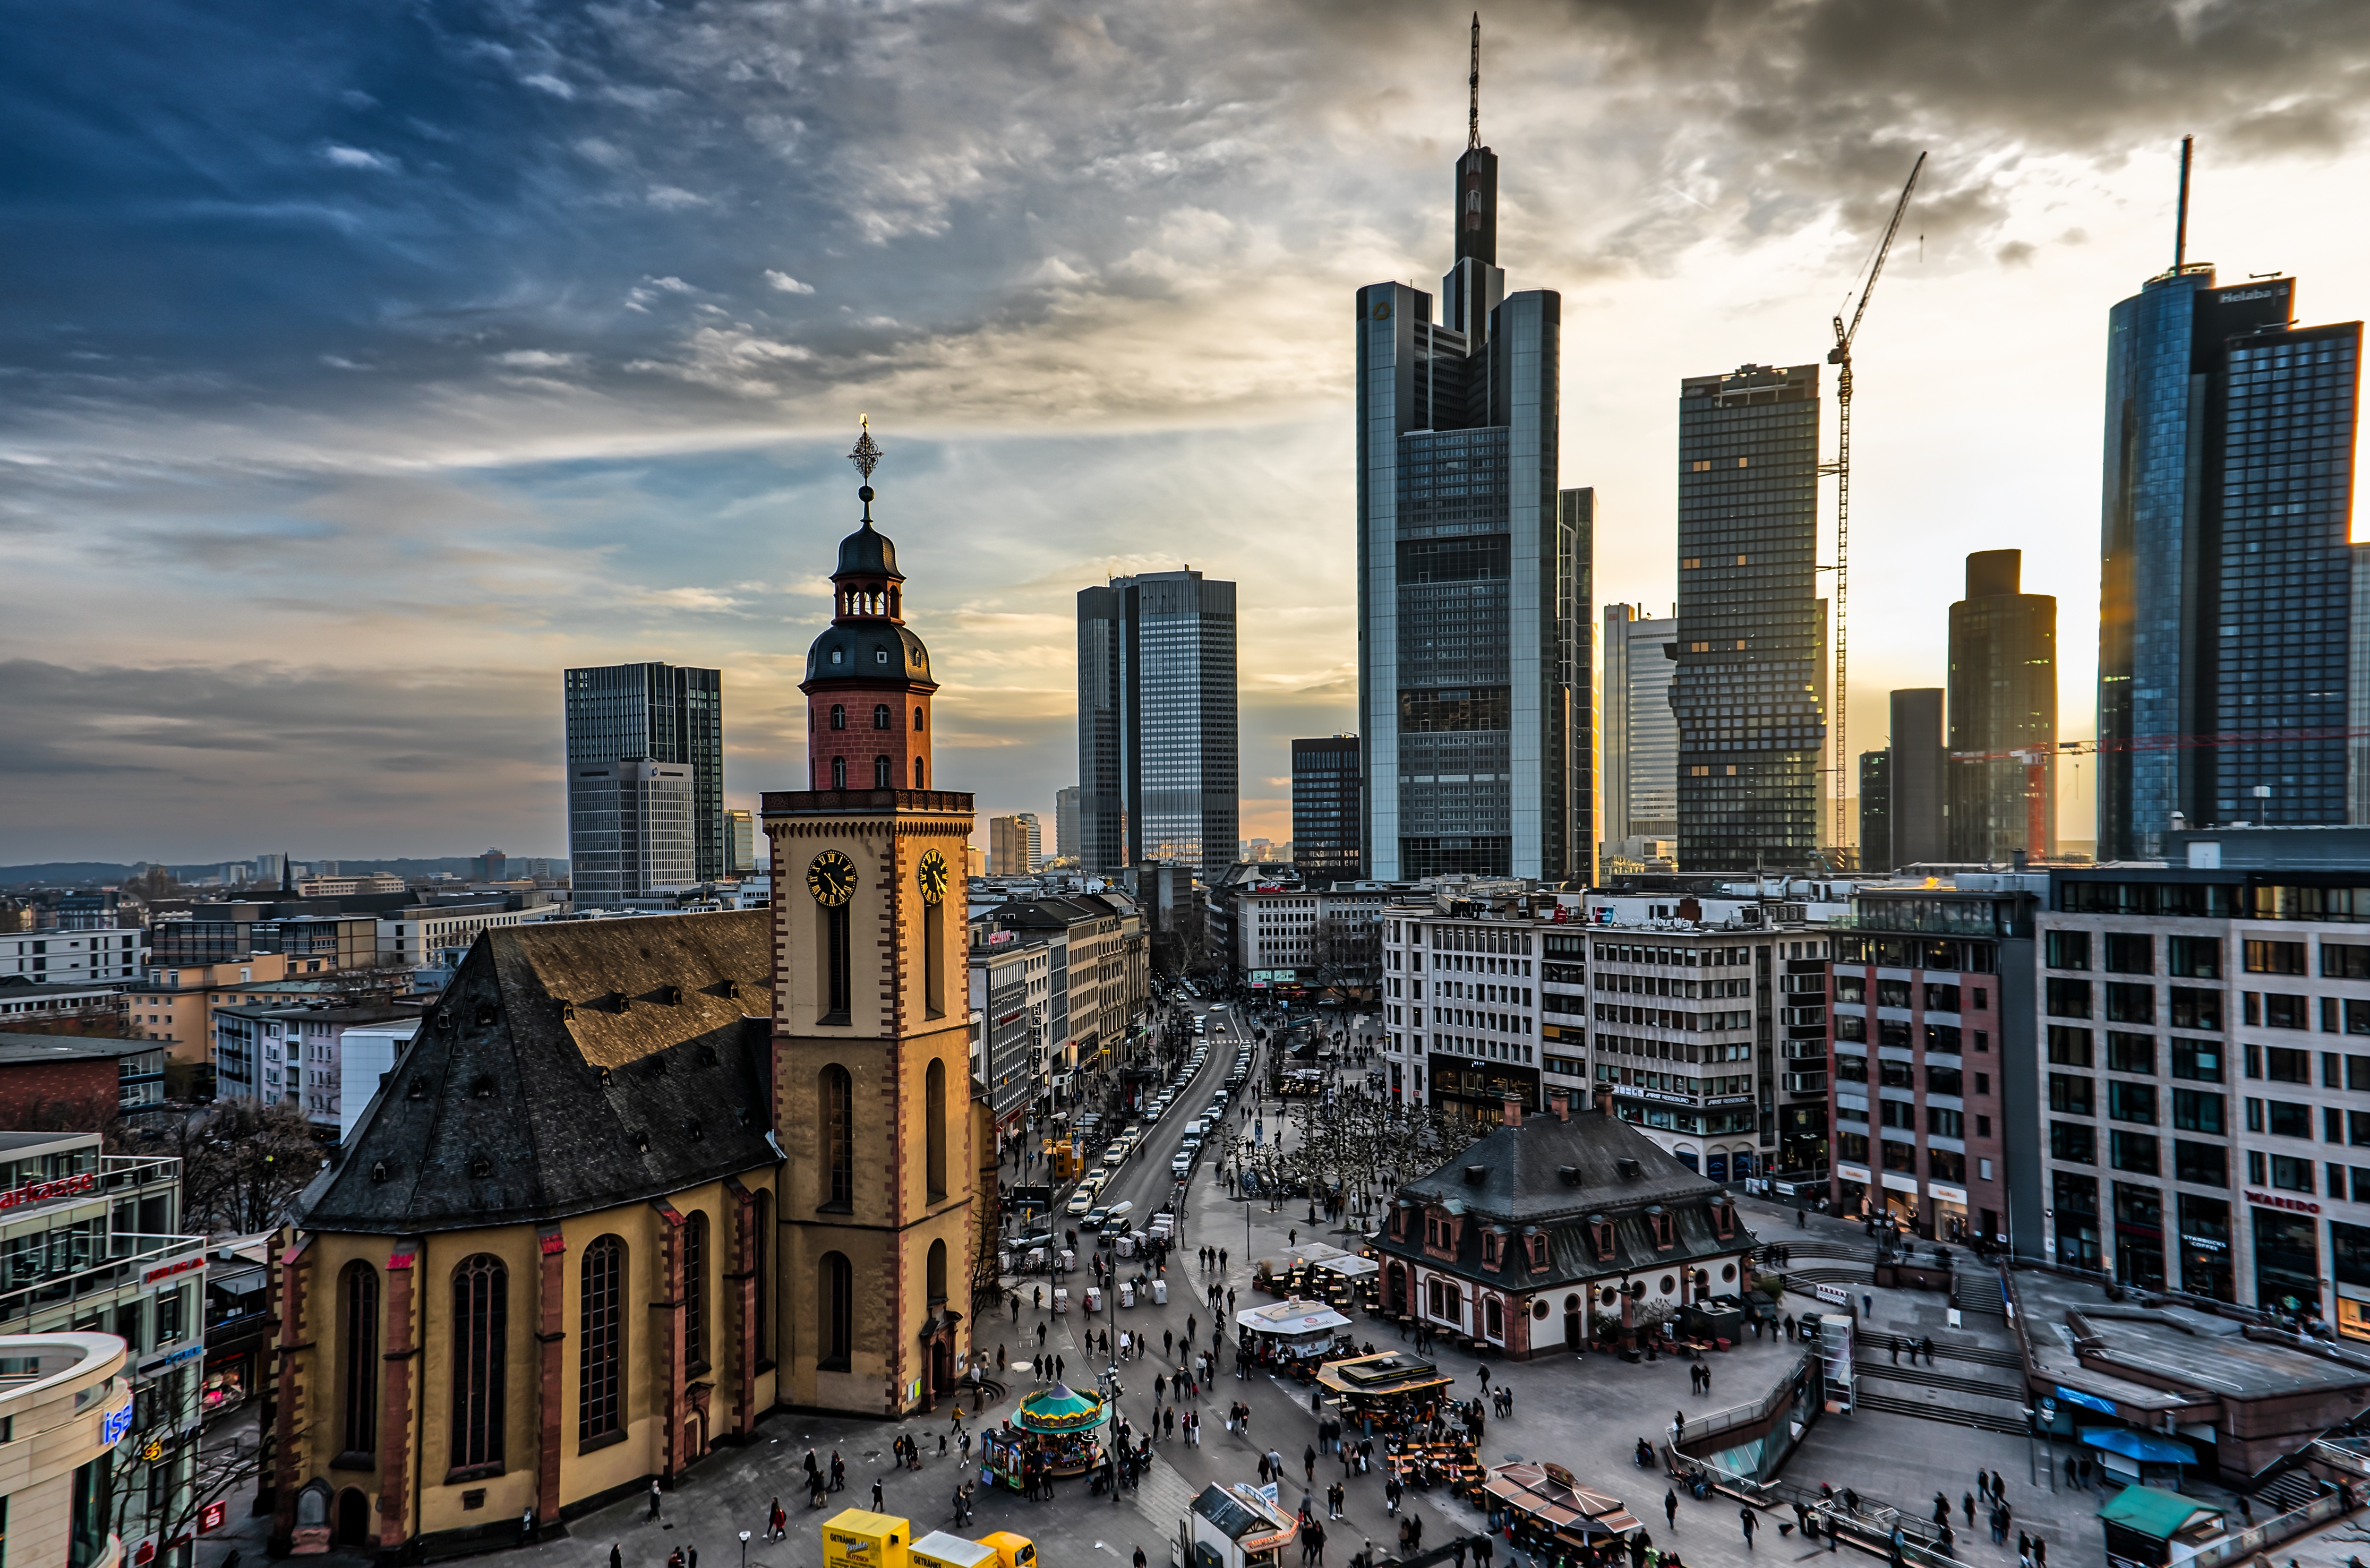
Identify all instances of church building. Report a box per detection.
[269,429,986,1557]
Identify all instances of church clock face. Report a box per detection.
[807,850,858,907]
[917,849,949,905]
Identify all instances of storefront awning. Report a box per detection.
[2081,1427,2197,1465]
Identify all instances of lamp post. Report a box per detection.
[740,1529,753,1568]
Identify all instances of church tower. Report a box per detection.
[766,424,977,1416]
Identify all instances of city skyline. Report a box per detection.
[10,5,2370,861]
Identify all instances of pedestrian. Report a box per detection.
[520,1506,535,1546]
[649,1478,663,1520]
[1890,1335,1901,1364]
[1666,1489,1679,1528]
[1963,1493,1975,1528]
[1975,1468,1989,1501]
[1674,1409,1686,1442]
[1741,1507,1757,1549]
[874,1479,885,1511]
[612,1548,624,1568]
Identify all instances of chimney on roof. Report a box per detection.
[1502,1095,1523,1128]
[1593,1085,1614,1118]
[1548,1088,1571,1123]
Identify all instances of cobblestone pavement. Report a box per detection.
[198,1018,2109,1568]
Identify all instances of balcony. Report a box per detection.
[1781,1039,1828,1061]
[0,1231,207,1329]
[1782,1070,1828,1096]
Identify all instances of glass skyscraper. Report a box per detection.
[1354,117,1591,882]
[2098,267,2362,856]
[1600,604,1678,863]
[1672,363,1826,871]
[1075,570,1239,876]
[1291,735,1363,882]
[1947,550,2057,862]
[562,661,724,886]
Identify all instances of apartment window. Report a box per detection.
[2051,1121,2097,1164]
[2267,1047,2311,1084]
[2046,930,2091,972]
[2109,1131,2160,1176]
[2108,1081,2158,1125]
[2168,936,2222,979]
[2171,1089,2225,1135]
[2171,1040,2223,1083]
[2048,978,2094,1019]
[2324,942,2370,980]
[1925,1063,1963,1096]
[2265,993,2308,1030]
[2049,1074,2095,1116]
[2245,940,2307,976]
[2169,988,2223,1031]
[1924,983,1961,1012]
[2106,984,2156,1025]
[1930,1148,1966,1183]
[2048,1026,2094,1067]
[1927,1107,1964,1139]
[2268,1100,2313,1139]
[2174,1140,2228,1187]
[2107,1033,2157,1075]
[2104,933,2155,974]
[2270,1154,2315,1193]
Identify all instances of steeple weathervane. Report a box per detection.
[849,415,884,522]
[1468,13,1481,151]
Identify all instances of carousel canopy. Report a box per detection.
[1237,1300,1353,1337]
[1017,1382,1108,1433]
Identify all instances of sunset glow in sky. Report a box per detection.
[6,0,2367,864]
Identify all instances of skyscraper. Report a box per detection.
[2098,255,2362,856]
[1601,604,1678,866]
[987,813,1041,875]
[563,661,725,881]
[1887,688,1947,867]
[1076,569,1239,876]
[1947,550,2058,861]
[725,807,756,874]
[1292,735,1363,882]
[1858,752,1892,873]
[1055,785,1081,863]
[1353,33,1590,882]
[568,758,697,903]
[1672,363,1826,870]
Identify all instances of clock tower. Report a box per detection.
[765,423,978,1416]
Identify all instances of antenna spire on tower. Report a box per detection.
[2174,134,2194,272]
[1468,13,1481,150]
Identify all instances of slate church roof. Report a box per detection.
[297,910,780,1235]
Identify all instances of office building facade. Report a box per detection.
[1888,689,1947,868]
[1859,752,1893,873]
[565,757,697,904]
[1948,551,2059,862]
[1076,570,1239,876]
[1055,785,1081,864]
[562,662,725,881]
[726,807,756,875]
[1354,104,1590,885]
[1292,736,1363,882]
[2098,268,2363,858]
[1602,605,1679,870]
[1672,364,1826,871]
[988,813,1042,876]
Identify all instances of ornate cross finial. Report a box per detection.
[848,414,883,485]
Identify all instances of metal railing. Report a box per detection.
[2174,1488,2353,1568]
[0,1232,206,1327]
[1671,1350,1813,1452]
[1664,1441,1977,1568]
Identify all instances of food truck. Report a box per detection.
[1191,1483,1300,1568]
[824,1511,911,1568]
[980,1382,1109,1486]
[912,1533,999,1568]
[1235,1300,1355,1377]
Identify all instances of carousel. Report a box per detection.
[1483,1461,1641,1560]
[980,1383,1109,1488]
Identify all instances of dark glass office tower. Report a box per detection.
[562,661,724,884]
[1076,570,1239,877]
[1353,91,1588,882]
[1887,689,1947,866]
[1292,736,1363,882]
[1672,364,1825,870]
[2098,266,2362,856]
[1948,550,2058,861]
[1858,752,1892,872]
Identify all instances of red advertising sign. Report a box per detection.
[0,1171,97,1211]
[143,1254,204,1285]
[199,1499,229,1535]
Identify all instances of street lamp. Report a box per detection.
[741,1529,754,1568]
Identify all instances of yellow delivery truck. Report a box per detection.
[823,1511,912,1568]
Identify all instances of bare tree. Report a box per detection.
[1307,917,1381,1005]
[130,1102,325,1236]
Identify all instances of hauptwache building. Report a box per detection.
[269,435,989,1557]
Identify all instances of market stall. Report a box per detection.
[1236,1300,1355,1377]
[1253,1242,1359,1297]
[1316,1351,1454,1436]
[979,1383,1109,1487]
[1483,1461,1641,1557]
[1191,1483,1300,1568]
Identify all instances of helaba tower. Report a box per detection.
[1354,17,1592,882]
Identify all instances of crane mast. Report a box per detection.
[1828,151,1924,862]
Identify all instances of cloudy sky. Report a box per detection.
[6,0,2367,867]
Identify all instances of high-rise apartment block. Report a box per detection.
[1292,736,1363,882]
[1601,605,1678,868]
[563,661,725,882]
[1076,570,1239,876]
[988,813,1042,875]
[2098,265,2362,858]
[1353,82,1592,884]
[1948,550,2058,862]
[1673,364,1826,871]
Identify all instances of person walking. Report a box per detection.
[1665,1489,1679,1529]
[1963,1492,1975,1528]
[1741,1506,1757,1550]
[611,1547,624,1568]
[874,1479,885,1512]
[648,1478,663,1520]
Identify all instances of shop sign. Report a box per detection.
[0,1171,97,1210]
[138,1342,204,1375]
[100,1401,135,1448]
[2180,1234,2228,1252]
[143,1254,203,1286]
[1927,1183,1969,1205]
[1835,1163,1870,1184]
[2245,1190,2320,1215]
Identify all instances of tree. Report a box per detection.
[131,1102,326,1236]
[1307,916,1381,1004]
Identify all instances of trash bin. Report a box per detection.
[1059,1249,1075,1273]
[1119,1282,1135,1308]
[1152,1280,1168,1305]
[1054,1288,1071,1315]
[1084,1286,1102,1313]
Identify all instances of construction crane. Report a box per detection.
[1952,725,2370,856]
[1826,151,1926,856]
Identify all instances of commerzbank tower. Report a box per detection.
[1354,17,1594,884]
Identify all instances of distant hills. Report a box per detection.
[0,856,562,888]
